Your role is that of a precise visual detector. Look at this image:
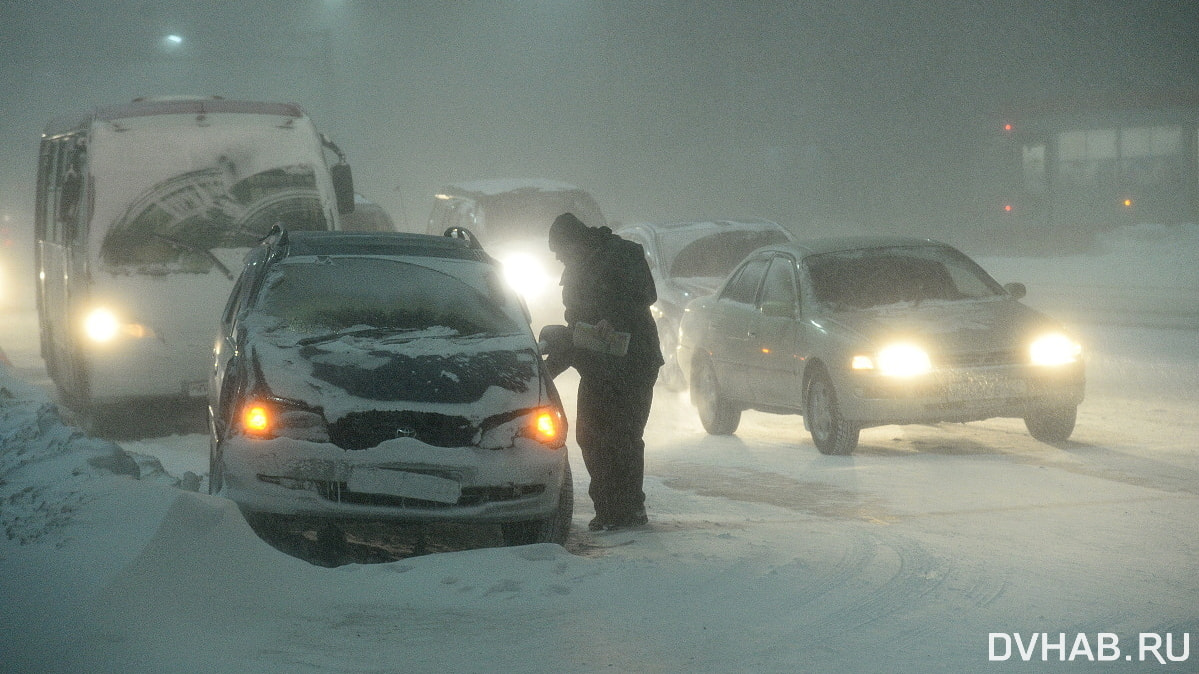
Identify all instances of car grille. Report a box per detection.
[936,348,1024,368]
[315,481,545,508]
[328,411,477,450]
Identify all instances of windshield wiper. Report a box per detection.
[294,325,412,346]
[151,233,234,280]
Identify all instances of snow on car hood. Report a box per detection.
[825,297,1056,352]
[249,327,543,424]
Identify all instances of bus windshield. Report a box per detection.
[90,115,329,274]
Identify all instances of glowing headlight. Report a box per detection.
[81,307,154,342]
[240,398,329,441]
[500,252,553,302]
[854,343,932,377]
[1029,333,1081,366]
[83,308,121,342]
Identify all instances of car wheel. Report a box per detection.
[502,462,574,546]
[692,356,741,435]
[805,368,860,455]
[1024,405,1077,443]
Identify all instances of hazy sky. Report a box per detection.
[2,1,1196,243]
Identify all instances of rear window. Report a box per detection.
[669,229,791,278]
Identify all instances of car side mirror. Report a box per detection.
[331,162,355,214]
[1003,282,1027,300]
[760,301,796,319]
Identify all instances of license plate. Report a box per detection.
[946,374,1027,401]
[347,468,462,504]
[184,380,207,397]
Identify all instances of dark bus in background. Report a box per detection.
[34,96,354,418]
[980,91,1199,248]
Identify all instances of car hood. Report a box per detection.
[249,329,543,424]
[824,298,1057,354]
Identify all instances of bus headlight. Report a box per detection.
[82,307,155,342]
[1029,333,1082,366]
[83,307,121,342]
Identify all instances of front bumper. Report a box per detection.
[216,434,568,524]
[835,362,1085,427]
[84,337,209,404]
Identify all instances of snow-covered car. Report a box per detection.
[677,236,1085,455]
[615,219,795,389]
[207,229,572,548]
[427,179,608,327]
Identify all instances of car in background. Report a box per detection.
[615,219,795,389]
[207,228,572,555]
[339,193,397,232]
[676,236,1085,455]
[427,179,607,325]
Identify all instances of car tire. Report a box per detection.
[805,368,860,455]
[692,356,741,435]
[1024,405,1077,443]
[502,462,573,546]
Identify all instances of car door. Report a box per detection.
[744,254,803,409]
[707,255,769,402]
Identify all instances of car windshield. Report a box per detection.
[253,257,525,337]
[667,229,791,278]
[805,245,1005,311]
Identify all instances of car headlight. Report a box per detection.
[499,252,554,303]
[480,406,568,450]
[852,342,932,377]
[1029,333,1082,366]
[240,397,330,442]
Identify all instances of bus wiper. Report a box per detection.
[151,233,234,280]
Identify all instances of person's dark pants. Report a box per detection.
[574,373,656,524]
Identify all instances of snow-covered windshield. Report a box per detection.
[254,257,525,338]
[805,245,1006,311]
[668,229,792,279]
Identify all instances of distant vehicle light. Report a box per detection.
[500,251,553,303]
[1030,333,1081,366]
[83,308,121,343]
[1003,204,1014,213]
[1122,198,1134,208]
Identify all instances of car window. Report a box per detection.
[720,257,769,305]
[253,257,524,337]
[805,245,1005,310]
[759,255,798,310]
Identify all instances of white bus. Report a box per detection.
[35,97,355,417]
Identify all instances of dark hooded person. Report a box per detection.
[545,212,664,531]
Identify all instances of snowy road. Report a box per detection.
[3,268,1198,670]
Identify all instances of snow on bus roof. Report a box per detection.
[41,98,307,137]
